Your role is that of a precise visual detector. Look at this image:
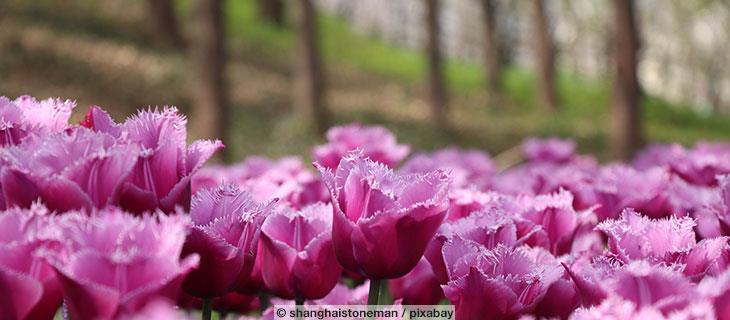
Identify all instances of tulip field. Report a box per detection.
[3,95,730,320]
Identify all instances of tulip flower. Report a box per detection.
[0,127,140,212]
[596,209,696,262]
[445,188,507,221]
[571,261,702,318]
[592,165,672,219]
[181,184,273,299]
[517,189,594,255]
[0,204,62,320]
[82,106,223,213]
[0,95,75,146]
[259,203,341,301]
[521,137,576,164]
[42,208,199,319]
[441,241,563,320]
[317,150,449,304]
[312,123,409,169]
[425,209,522,284]
[400,147,494,189]
[193,156,328,209]
[388,258,443,305]
[699,269,730,320]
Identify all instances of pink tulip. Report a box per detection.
[522,137,576,164]
[193,156,328,209]
[699,268,730,320]
[42,208,199,319]
[388,258,444,305]
[400,147,494,189]
[259,203,342,300]
[446,188,509,221]
[0,204,62,320]
[317,150,449,279]
[572,262,701,318]
[425,209,522,284]
[441,241,563,320]
[0,95,75,146]
[312,123,409,169]
[82,106,223,213]
[0,127,140,212]
[592,165,672,219]
[181,184,273,298]
[596,209,696,262]
[517,189,596,255]
[671,142,730,186]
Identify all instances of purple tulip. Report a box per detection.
[42,208,199,319]
[672,142,730,186]
[425,209,522,284]
[388,258,444,305]
[193,156,328,209]
[0,95,75,146]
[490,160,598,210]
[592,165,672,220]
[82,106,223,213]
[571,261,703,319]
[446,188,509,221]
[317,150,449,279]
[312,123,410,169]
[517,189,596,255]
[259,202,342,300]
[0,204,62,320]
[181,184,273,298]
[400,147,495,189]
[596,209,696,262]
[441,241,563,320]
[522,137,576,164]
[699,269,730,320]
[0,127,140,212]
[595,208,730,279]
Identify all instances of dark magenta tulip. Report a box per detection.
[0,205,62,320]
[0,95,74,147]
[312,123,409,169]
[82,106,223,213]
[181,184,273,298]
[42,208,198,319]
[1,127,140,213]
[259,203,342,300]
[388,258,444,305]
[317,150,449,279]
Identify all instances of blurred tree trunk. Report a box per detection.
[610,0,642,160]
[531,0,557,111]
[259,0,284,26]
[293,0,328,134]
[480,0,501,104]
[190,0,230,161]
[425,0,448,125]
[146,0,185,47]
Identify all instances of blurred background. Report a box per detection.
[1,0,728,162]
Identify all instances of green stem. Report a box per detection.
[367,279,382,306]
[295,296,305,320]
[202,298,213,320]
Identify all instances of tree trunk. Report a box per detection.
[480,0,501,104]
[190,0,230,161]
[610,0,642,160]
[531,0,557,111]
[425,0,448,125]
[146,0,185,47]
[293,0,328,134]
[259,0,285,26]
